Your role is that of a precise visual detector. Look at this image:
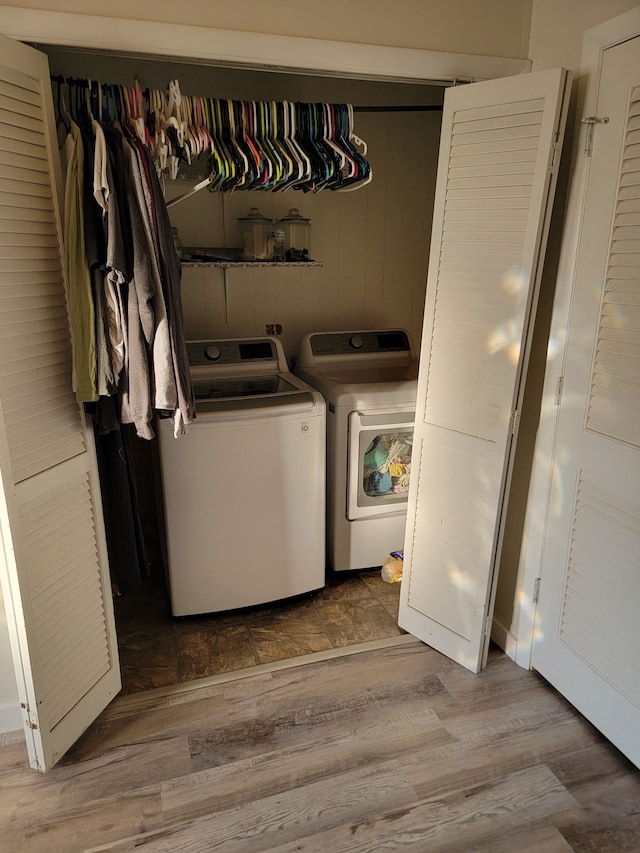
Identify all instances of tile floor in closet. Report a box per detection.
[113,568,405,695]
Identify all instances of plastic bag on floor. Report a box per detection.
[381,550,404,583]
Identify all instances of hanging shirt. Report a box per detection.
[103,125,133,385]
[62,121,98,403]
[142,145,196,434]
[126,140,177,416]
[81,122,115,399]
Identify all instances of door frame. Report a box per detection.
[0,6,529,84]
[0,7,531,732]
[515,5,640,670]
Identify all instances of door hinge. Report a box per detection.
[581,116,609,157]
[509,409,520,435]
[533,577,542,605]
[20,702,38,730]
[550,140,562,174]
[483,615,492,637]
[554,375,564,406]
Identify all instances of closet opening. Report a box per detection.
[40,44,450,697]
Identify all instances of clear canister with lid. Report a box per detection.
[269,230,285,262]
[277,208,311,261]
[237,207,273,261]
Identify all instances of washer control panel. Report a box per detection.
[308,330,411,357]
[187,338,279,367]
[204,345,222,361]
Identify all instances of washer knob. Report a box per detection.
[349,335,364,350]
[205,345,221,361]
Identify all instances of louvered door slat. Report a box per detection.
[0,110,43,135]
[0,232,59,248]
[2,373,71,405]
[0,176,52,197]
[450,161,536,178]
[1,337,71,364]
[450,140,539,160]
[445,196,532,211]
[0,196,54,217]
[0,162,50,183]
[443,229,527,243]
[0,148,49,172]
[0,121,48,149]
[14,438,86,483]
[445,208,530,223]
[0,135,45,160]
[450,148,540,167]
[0,76,40,105]
[0,245,62,261]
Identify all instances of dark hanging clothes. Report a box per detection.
[93,422,148,594]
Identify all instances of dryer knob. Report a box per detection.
[205,345,222,361]
[349,335,364,350]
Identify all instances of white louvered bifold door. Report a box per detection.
[398,68,570,673]
[532,35,640,769]
[0,33,120,772]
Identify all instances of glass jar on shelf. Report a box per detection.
[277,208,311,261]
[237,207,273,261]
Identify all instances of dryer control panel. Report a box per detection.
[307,330,411,357]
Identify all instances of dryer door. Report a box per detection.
[347,410,415,520]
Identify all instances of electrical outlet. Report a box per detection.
[265,324,283,335]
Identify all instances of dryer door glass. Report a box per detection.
[347,411,414,520]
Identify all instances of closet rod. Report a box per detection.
[50,79,444,114]
[353,104,443,113]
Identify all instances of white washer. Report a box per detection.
[296,329,418,572]
[158,337,326,616]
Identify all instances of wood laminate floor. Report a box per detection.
[113,568,405,694]
[1,641,639,852]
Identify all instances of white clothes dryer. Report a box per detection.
[158,337,326,616]
[296,329,418,572]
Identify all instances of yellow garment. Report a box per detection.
[389,462,406,478]
[64,121,97,403]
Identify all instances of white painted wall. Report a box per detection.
[0,0,533,58]
[529,0,640,71]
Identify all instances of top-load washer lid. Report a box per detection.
[193,374,299,401]
[184,336,324,417]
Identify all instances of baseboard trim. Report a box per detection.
[491,619,517,661]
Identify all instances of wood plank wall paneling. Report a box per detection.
[168,109,439,359]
